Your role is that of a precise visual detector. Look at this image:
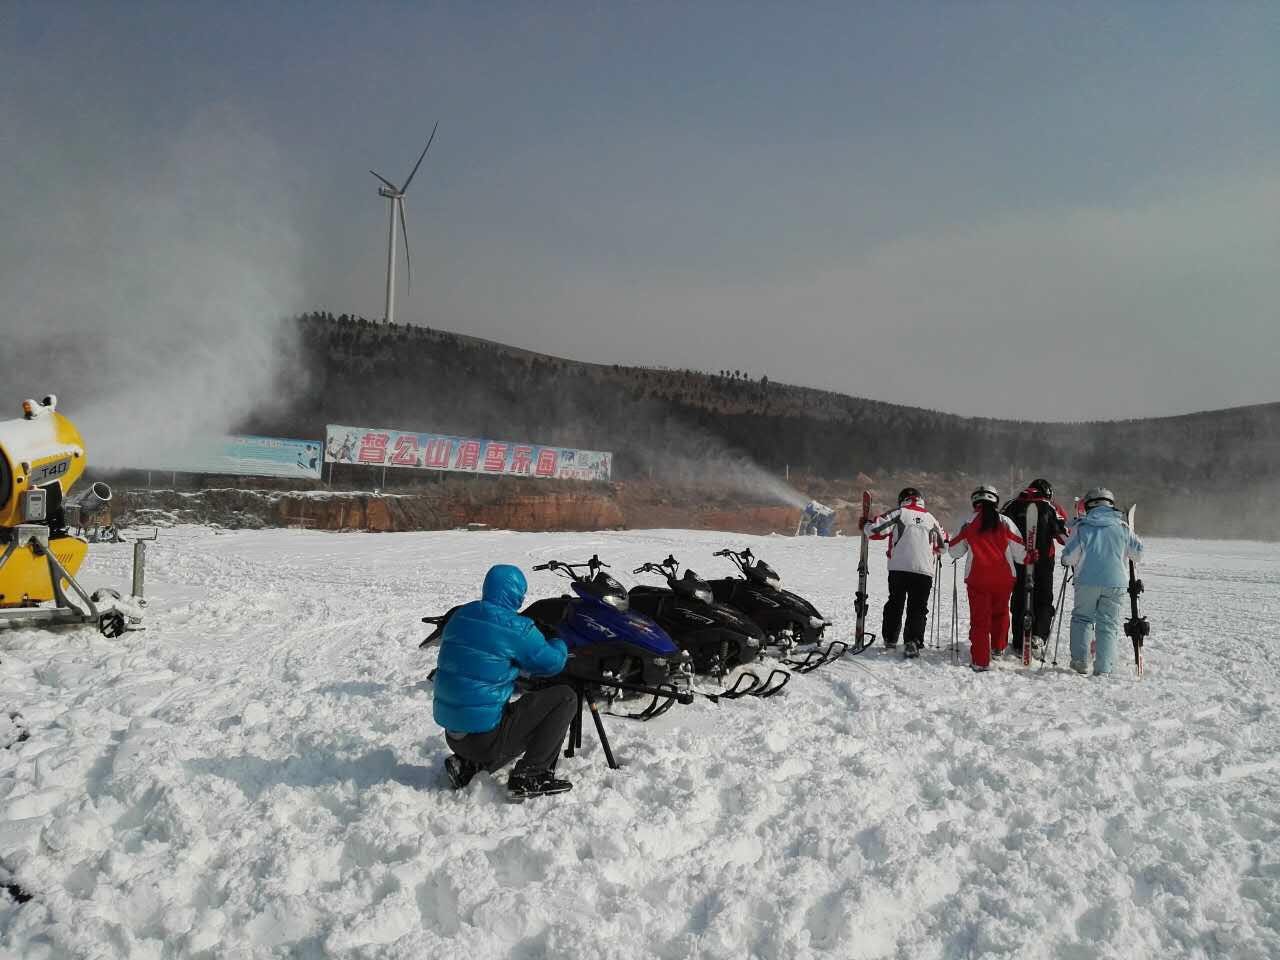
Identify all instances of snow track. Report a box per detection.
[2,528,1279,958]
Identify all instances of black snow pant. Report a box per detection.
[882,570,933,648]
[446,684,576,776]
[1010,558,1056,651]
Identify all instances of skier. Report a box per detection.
[862,487,947,658]
[1059,488,1145,676]
[1002,478,1069,659]
[432,564,576,798]
[947,484,1027,671]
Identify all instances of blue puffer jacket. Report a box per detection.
[432,564,569,734]
[1061,506,1145,588]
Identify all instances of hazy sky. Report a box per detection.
[3,2,1278,421]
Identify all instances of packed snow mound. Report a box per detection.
[2,527,1279,958]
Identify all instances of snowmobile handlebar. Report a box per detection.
[531,555,611,580]
[713,547,756,574]
[632,556,681,578]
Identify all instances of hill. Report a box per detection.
[242,312,1280,538]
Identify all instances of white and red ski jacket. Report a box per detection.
[948,511,1026,590]
[864,498,946,576]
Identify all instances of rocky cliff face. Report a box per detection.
[111,487,626,533]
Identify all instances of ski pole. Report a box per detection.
[1050,568,1071,667]
[950,559,959,665]
[931,555,942,648]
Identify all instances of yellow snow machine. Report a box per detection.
[0,395,144,636]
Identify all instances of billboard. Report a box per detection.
[154,435,324,479]
[325,424,612,482]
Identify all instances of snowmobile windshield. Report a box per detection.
[588,572,629,610]
[674,570,713,605]
[747,561,781,588]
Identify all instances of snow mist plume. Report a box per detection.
[627,406,810,508]
[0,109,306,469]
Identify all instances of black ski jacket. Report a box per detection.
[1001,493,1068,560]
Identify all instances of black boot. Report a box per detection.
[445,755,480,790]
[903,640,920,659]
[508,770,573,799]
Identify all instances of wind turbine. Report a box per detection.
[370,121,438,326]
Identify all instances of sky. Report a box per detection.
[2,1,1278,424]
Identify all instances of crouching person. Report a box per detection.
[1060,488,1144,677]
[433,564,577,799]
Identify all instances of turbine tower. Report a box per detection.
[370,121,438,325]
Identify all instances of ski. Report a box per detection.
[1022,502,1038,666]
[750,668,791,697]
[1123,504,1150,678]
[852,491,876,653]
[783,639,849,673]
[697,671,760,700]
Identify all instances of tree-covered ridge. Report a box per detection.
[257,313,1278,496]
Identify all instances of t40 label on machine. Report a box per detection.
[28,458,71,485]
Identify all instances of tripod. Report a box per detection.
[563,676,693,770]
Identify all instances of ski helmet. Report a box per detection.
[971,484,1000,506]
[1083,487,1115,509]
[1029,478,1053,499]
[898,486,922,504]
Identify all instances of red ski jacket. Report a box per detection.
[948,511,1026,590]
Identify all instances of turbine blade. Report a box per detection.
[400,120,438,192]
[370,170,398,190]
[398,197,412,295]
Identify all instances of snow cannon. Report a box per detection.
[0,395,143,636]
[796,499,836,537]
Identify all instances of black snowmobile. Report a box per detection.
[629,556,789,698]
[421,556,695,720]
[706,547,845,671]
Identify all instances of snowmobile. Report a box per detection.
[705,547,845,671]
[421,555,695,720]
[629,555,789,697]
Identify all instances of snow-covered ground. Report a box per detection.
[2,527,1279,959]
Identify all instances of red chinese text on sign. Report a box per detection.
[482,442,508,473]
[358,433,390,465]
[455,440,482,470]
[534,448,559,478]
[390,435,420,466]
[511,446,534,475]
[423,439,451,469]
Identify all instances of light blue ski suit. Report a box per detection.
[1060,506,1144,675]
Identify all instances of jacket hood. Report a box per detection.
[482,564,528,610]
[1081,505,1123,528]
